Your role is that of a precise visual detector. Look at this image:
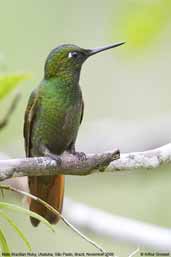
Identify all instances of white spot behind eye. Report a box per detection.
[68,52,72,58]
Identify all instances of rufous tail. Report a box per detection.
[28,175,64,227]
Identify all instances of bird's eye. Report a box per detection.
[68,51,79,58]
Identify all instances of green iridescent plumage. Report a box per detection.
[28,78,83,156]
[24,42,125,226]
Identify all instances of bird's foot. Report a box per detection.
[73,151,87,161]
[46,153,62,165]
[40,145,62,165]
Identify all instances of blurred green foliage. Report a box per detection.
[0,228,10,253]
[0,210,31,251]
[0,74,30,100]
[0,201,54,232]
[113,0,171,55]
[0,200,54,253]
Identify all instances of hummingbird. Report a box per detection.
[24,42,125,226]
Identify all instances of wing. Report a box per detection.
[23,89,39,157]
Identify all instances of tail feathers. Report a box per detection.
[46,175,64,224]
[29,175,64,227]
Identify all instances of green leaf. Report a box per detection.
[0,202,55,232]
[0,73,30,100]
[0,210,31,251]
[0,228,10,254]
[112,1,171,55]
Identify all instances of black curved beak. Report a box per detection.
[87,42,125,57]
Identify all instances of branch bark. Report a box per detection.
[108,143,171,171]
[0,143,171,180]
[0,149,120,181]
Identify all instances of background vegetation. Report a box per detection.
[0,0,171,255]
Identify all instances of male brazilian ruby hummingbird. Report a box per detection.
[24,42,125,226]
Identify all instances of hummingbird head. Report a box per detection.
[44,42,125,80]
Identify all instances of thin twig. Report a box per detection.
[128,248,140,257]
[0,184,107,254]
[0,93,21,130]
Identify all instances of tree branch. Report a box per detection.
[0,143,171,180]
[108,143,171,171]
[1,144,171,252]
[63,198,171,251]
[0,149,120,181]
